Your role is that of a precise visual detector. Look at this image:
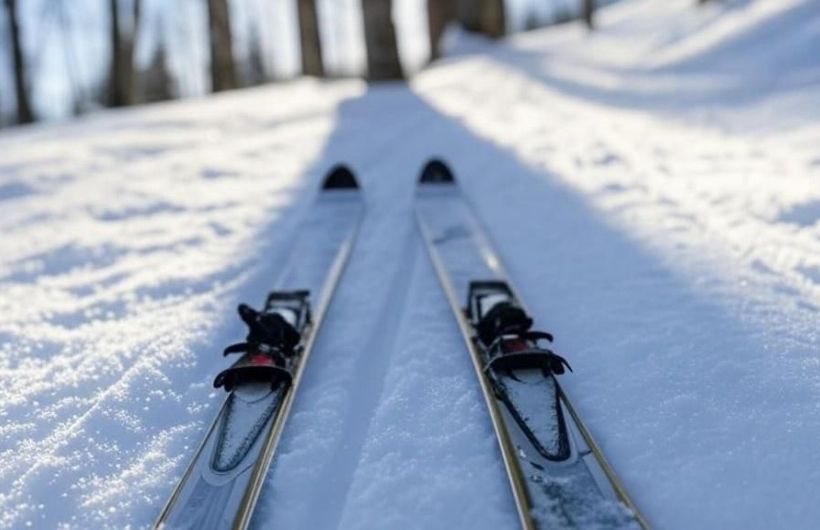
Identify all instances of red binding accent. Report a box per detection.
[501,338,529,354]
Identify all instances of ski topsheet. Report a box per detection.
[155,166,363,530]
[415,160,647,530]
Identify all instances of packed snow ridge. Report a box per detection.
[1,0,818,528]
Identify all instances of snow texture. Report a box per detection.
[1,1,819,528]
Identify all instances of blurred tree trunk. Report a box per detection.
[582,0,595,29]
[207,0,238,91]
[457,0,481,32]
[108,0,123,105]
[361,0,403,81]
[244,24,268,86]
[481,0,505,37]
[457,0,505,38]
[428,0,456,61]
[4,0,34,123]
[127,0,142,101]
[297,0,324,76]
[108,0,141,107]
[140,39,174,103]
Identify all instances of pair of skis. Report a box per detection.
[155,161,647,529]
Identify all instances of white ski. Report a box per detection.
[155,166,363,530]
[415,159,647,530]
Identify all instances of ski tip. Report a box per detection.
[322,164,360,190]
[419,158,455,185]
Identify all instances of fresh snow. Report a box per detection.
[1,0,819,529]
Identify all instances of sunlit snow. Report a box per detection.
[1,1,818,529]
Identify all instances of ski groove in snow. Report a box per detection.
[302,226,419,530]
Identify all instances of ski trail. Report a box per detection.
[332,213,520,530]
[300,225,419,530]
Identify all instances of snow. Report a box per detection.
[1,0,819,528]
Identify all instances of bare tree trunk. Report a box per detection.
[297,0,324,77]
[108,0,125,106]
[140,38,174,103]
[457,0,481,32]
[428,0,456,61]
[457,0,505,39]
[480,0,505,38]
[5,0,34,123]
[110,0,141,107]
[244,24,268,86]
[125,0,142,103]
[361,0,403,81]
[207,0,238,92]
[582,0,595,29]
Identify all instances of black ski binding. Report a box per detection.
[214,291,311,392]
[467,281,571,375]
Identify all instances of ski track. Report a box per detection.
[333,244,519,530]
[299,222,418,530]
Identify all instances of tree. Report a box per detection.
[481,0,505,37]
[428,0,456,61]
[361,0,403,81]
[457,0,481,32]
[108,0,141,107]
[4,0,34,123]
[139,39,174,103]
[582,0,595,30]
[244,24,268,86]
[457,0,505,39]
[207,0,238,91]
[297,0,323,77]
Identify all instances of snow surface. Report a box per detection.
[1,1,819,528]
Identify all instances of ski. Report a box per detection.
[155,166,363,530]
[415,159,647,530]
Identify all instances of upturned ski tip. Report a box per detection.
[419,158,455,185]
[322,164,359,190]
